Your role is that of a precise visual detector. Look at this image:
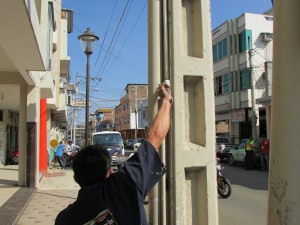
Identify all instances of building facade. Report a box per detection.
[115,84,148,139]
[94,108,115,132]
[0,0,72,187]
[212,11,273,144]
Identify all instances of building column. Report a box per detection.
[268,0,300,224]
[18,83,27,187]
[266,105,271,139]
[26,86,41,187]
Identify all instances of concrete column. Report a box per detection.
[27,85,41,187]
[266,105,271,139]
[168,0,218,224]
[18,83,27,187]
[148,1,162,225]
[268,0,300,224]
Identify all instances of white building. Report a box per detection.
[0,0,72,187]
[212,10,273,143]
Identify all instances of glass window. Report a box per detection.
[223,74,229,93]
[213,44,218,62]
[239,30,252,53]
[215,76,223,96]
[218,41,223,60]
[241,69,250,90]
[222,38,228,57]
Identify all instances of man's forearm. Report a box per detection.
[146,99,172,150]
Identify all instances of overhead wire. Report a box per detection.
[104,0,148,77]
[55,3,147,91]
[97,0,134,77]
[93,0,118,69]
[94,0,131,81]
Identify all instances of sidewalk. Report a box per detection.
[0,165,80,225]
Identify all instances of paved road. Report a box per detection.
[218,161,269,225]
[1,152,269,225]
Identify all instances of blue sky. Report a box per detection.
[62,0,272,124]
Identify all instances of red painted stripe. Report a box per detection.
[40,99,47,172]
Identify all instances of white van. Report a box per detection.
[92,131,125,157]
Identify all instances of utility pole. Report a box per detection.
[248,37,257,138]
[72,74,79,142]
[135,108,138,139]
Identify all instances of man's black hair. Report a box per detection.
[72,145,112,187]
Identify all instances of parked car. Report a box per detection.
[127,139,134,149]
[217,145,237,160]
[216,136,237,160]
[227,138,263,166]
[133,138,145,152]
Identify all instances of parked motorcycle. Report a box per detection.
[9,149,19,165]
[64,149,78,167]
[217,158,232,198]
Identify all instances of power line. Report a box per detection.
[104,1,148,76]
[95,0,131,80]
[93,0,118,69]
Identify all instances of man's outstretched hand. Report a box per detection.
[158,80,173,104]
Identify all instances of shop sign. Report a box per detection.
[231,109,246,122]
[72,100,86,107]
[66,83,75,91]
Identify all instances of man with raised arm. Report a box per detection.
[55,81,173,225]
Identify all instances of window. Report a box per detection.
[215,76,222,96]
[239,30,252,53]
[213,44,218,62]
[215,74,231,96]
[213,38,228,62]
[223,74,229,93]
[218,42,223,60]
[222,38,228,58]
[240,69,250,90]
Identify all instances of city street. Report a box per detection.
[124,149,270,225]
[0,151,270,225]
[218,161,269,225]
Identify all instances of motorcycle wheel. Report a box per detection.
[217,176,232,198]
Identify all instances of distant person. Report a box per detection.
[245,138,255,170]
[55,140,66,170]
[55,81,173,225]
[259,137,270,171]
[68,140,81,152]
[65,140,81,163]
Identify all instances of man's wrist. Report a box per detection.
[162,96,173,104]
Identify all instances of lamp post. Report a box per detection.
[78,28,99,146]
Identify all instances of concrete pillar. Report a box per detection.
[26,85,41,187]
[266,105,271,139]
[18,82,27,187]
[268,0,300,224]
[148,0,161,224]
[167,0,218,224]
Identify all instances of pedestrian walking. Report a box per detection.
[259,137,270,171]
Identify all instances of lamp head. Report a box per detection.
[78,28,99,54]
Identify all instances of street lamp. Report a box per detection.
[78,28,99,146]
